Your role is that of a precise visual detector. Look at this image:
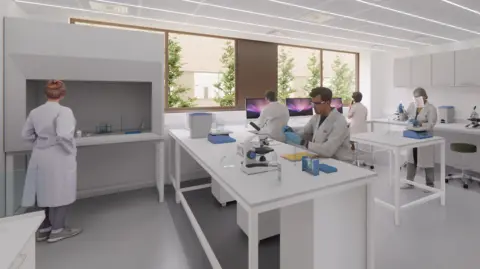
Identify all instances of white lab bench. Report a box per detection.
[351,132,446,225]
[5,133,165,216]
[369,118,480,135]
[0,211,45,269]
[169,128,377,269]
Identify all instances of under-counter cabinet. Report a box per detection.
[0,211,44,269]
[455,48,480,87]
[431,52,455,87]
[394,57,411,87]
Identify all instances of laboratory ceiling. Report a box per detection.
[13,0,480,52]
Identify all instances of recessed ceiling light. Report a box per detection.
[356,0,480,35]
[441,0,480,16]
[302,12,334,24]
[179,0,431,46]
[267,0,458,42]
[95,0,409,49]
[14,0,388,52]
[89,1,128,14]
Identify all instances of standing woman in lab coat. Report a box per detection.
[402,87,438,189]
[22,80,82,243]
[348,92,368,150]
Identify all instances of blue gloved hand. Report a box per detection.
[408,119,420,127]
[283,126,294,133]
[285,132,303,145]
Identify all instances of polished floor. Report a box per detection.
[37,162,480,269]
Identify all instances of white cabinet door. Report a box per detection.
[431,52,455,87]
[394,57,411,87]
[411,55,431,88]
[455,48,480,86]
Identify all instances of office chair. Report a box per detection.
[445,143,479,189]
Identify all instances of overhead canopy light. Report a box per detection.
[89,1,129,14]
[441,0,480,16]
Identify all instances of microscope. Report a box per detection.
[238,134,281,180]
[466,106,480,129]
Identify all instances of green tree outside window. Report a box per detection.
[167,38,197,108]
[277,47,296,102]
[214,41,236,107]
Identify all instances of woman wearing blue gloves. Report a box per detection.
[283,87,352,161]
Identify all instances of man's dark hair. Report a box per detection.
[309,87,332,102]
[265,90,277,102]
[352,92,363,103]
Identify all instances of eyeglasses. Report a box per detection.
[311,101,328,105]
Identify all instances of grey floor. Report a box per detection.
[37,160,480,269]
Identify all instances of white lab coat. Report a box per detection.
[257,101,290,142]
[21,102,77,208]
[303,109,352,161]
[405,102,437,168]
[348,102,368,135]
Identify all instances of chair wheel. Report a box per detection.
[370,165,375,170]
[448,173,452,177]
[445,178,449,183]
[463,184,469,189]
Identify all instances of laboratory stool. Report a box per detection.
[445,143,479,189]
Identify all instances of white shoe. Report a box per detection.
[400,183,414,189]
[47,227,82,243]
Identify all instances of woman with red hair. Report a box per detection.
[22,80,82,243]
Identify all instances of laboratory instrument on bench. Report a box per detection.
[405,121,433,139]
[466,106,480,129]
[438,106,455,123]
[239,135,281,179]
[188,112,213,138]
[393,102,407,121]
[301,156,338,176]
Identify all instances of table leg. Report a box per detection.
[6,154,14,216]
[175,140,181,204]
[367,183,375,269]
[389,150,394,187]
[155,142,164,203]
[248,210,259,269]
[440,141,446,206]
[393,149,401,226]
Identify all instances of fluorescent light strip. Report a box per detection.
[267,0,458,42]
[442,0,480,16]
[357,0,480,35]
[96,0,408,49]
[180,0,431,46]
[14,0,387,52]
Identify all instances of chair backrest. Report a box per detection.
[450,143,477,153]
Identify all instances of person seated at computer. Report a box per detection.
[283,87,352,161]
[257,90,290,142]
[348,92,368,150]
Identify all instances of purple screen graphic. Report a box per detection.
[246,98,268,119]
[331,98,343,114]
[286,98,313,117]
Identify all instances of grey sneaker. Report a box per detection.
[47,227,82,243]
[400,183,414,189]
[36,229,51,242]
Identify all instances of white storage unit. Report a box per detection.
[237,206,280,241]
[393,57,411,87]
[455,48,480,87]
[431,52,455,87]
[410,55,431,88]
[0,211,44,269]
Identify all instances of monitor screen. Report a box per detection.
[246,98,268,119]
[286,98,313,117]
[331,98,343,114]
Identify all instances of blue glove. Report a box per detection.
[408,119,420,127]
[285,132,303,145]
[283,126,294,133]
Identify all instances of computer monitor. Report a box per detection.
[331,98,343,114]
[286,98,313,117]
[246,98,268,119]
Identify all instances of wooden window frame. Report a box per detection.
[70,18,361,112]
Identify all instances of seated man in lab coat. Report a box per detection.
[256,90,290,142]
[283,87,352,161]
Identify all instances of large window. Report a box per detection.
[277,45,321,101]
[167,33,235,108]
[322,50,358,105]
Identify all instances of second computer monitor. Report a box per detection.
[331,98,343,114]
[286,98,313,117]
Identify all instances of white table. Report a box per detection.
[351,132,445,225]
[0,211,45,269]
[169,129,377,269]
[369,118,480,136]
[5,133,165,216]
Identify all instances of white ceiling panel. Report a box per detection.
[289,0,373,16]
[24,0,82,8]
[202,0,310,19]
[361,0,480,31]
[447,0,480,11]
[76,0,200,14]
[350,7,478,41]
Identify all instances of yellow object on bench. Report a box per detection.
[281,152,317,161]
